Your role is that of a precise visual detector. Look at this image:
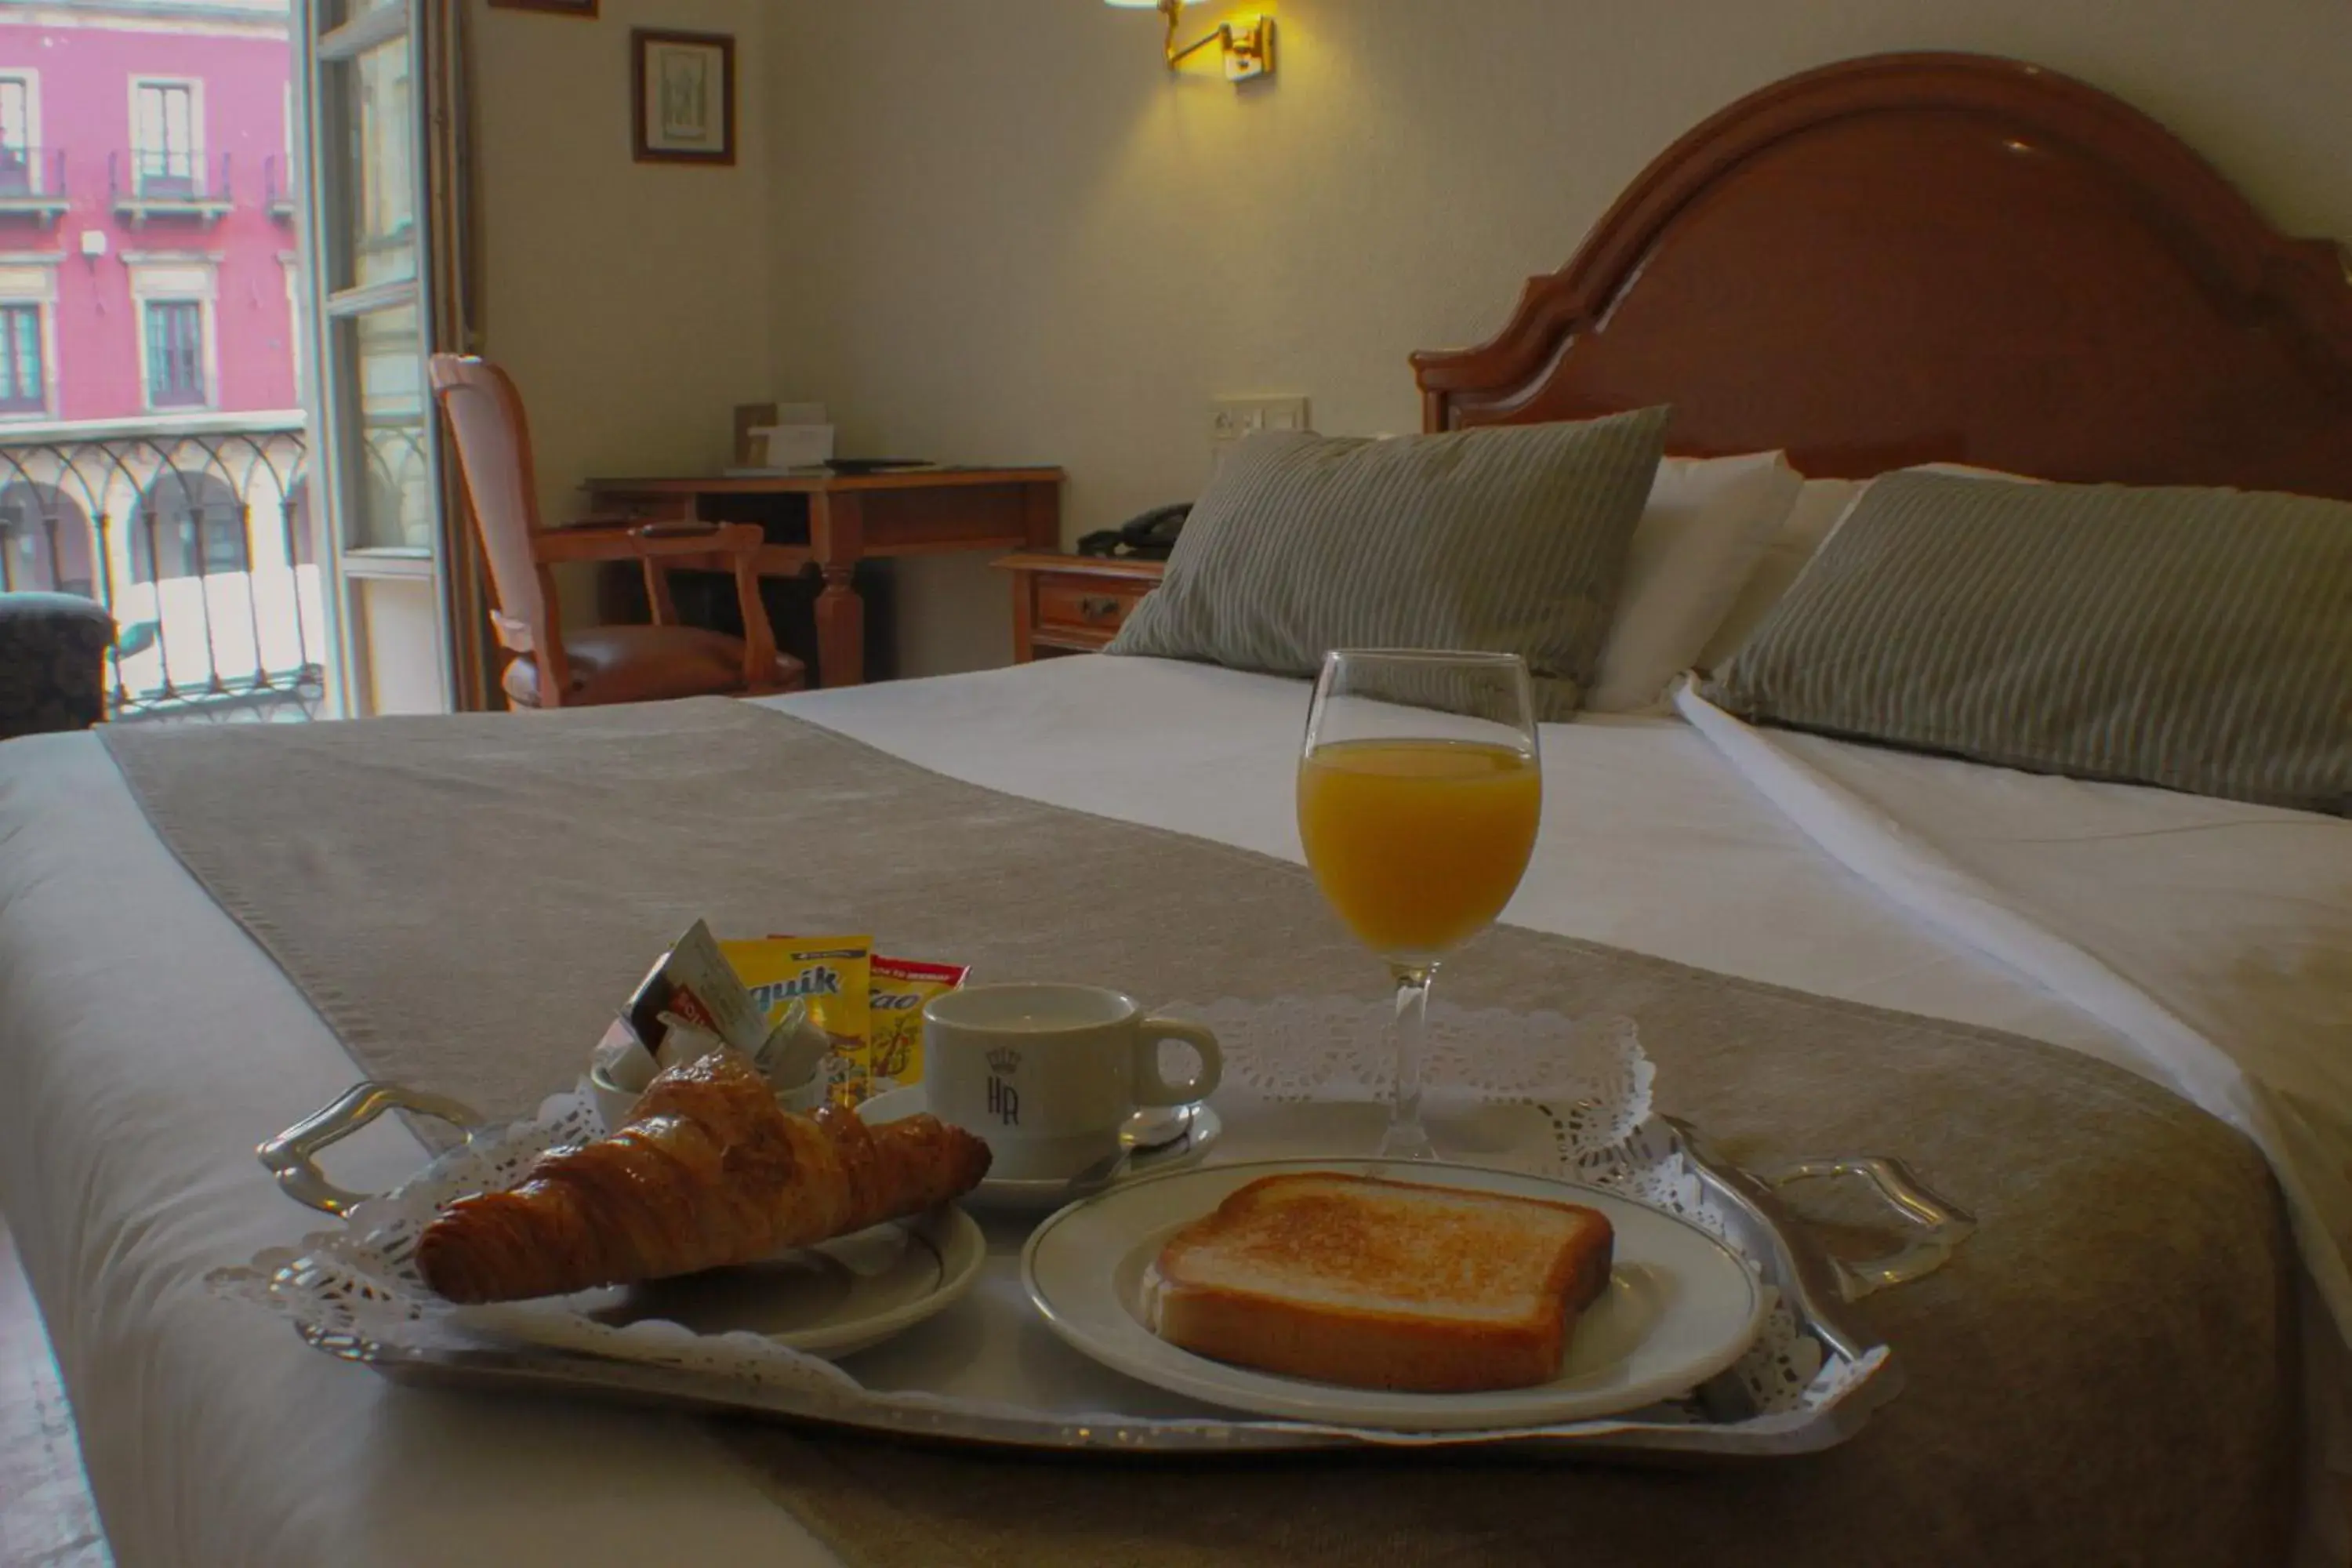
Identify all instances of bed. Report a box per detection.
[2,50,2347,1568]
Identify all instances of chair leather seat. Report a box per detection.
[502,623,806,708]
[0,591,116,739]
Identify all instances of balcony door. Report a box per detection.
[297,0,475,716]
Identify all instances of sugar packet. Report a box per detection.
[622,918,770,1062]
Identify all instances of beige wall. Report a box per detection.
[473,0,771,622]
[764,0,2352,677]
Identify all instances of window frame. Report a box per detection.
[125,253,220,413]
[129,76,205,197]
[0,302,43,414]
[0,71,39,195]
[281,252,305,397]
[143,299,207,409]
[0,260,56,419]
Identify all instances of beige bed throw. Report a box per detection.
[100,698,2297,1566]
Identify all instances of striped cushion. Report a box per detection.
[1700,470,2352,815]
[1107,410,1670,720]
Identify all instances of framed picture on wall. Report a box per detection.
[632,29,737,166]
[488,0,597,15]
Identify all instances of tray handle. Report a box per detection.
[1755,1155,1976,1301]
[257,1082,483,1217]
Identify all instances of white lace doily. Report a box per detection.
[1181,996,1649,1105]
[211,1000,1888,1434]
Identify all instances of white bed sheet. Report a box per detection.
[0,653,2337,1566]
[783,659,2143,1053]
[1675,684,2352,1337]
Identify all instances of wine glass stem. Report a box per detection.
[1382,961,1437,1161]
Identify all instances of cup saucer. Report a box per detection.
[858,1087,1222,1214]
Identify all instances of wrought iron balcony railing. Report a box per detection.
[0,146,67,223]
[109,149,234,224]
[0,416,325,722]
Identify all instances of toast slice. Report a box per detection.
[1145,1172,1614,1393]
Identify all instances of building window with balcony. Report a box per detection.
[0,73,61,223]
[145,299,207,408]
[267,84,296,223]
[132,78,200,196]
[0,75,35,195]
[0,302,42,413]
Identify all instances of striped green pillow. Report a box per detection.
[1700,470,2352,815]
[1107,411,1671,721]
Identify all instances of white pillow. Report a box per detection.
[1585,450,1803,713]
[1697,476,1866,672]
[1693,462,2045,671]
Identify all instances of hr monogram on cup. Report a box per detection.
[985,1046,1022,1126]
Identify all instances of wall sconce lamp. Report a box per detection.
[1105,0,1276,82]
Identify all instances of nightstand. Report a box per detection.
[993,553,1166,661]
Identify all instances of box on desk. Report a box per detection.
[734,402,833,470]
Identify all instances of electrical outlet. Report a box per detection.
[1209,396,1311,465]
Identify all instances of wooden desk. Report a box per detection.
[586,466,1063,688]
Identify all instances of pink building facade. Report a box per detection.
[0,0,296,426]
[0,3,321,719]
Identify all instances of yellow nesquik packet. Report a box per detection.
[720,935,873,1107]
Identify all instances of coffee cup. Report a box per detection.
[923,983,1221,1181]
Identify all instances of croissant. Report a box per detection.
[415,1051,992,1305]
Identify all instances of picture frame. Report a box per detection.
[488,0,598,16]
[631,29,737,167]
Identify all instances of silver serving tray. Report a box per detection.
[261,1086,1971,1460]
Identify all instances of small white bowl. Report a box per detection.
[590,1062,826,1133]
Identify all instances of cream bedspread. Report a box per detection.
[0,655,2343,1564]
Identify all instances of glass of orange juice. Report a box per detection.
[1298,649,1541,1161]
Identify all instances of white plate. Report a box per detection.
[859,1086,1221,1213]
[458,1203,985,1361]
[1021,1158,1766,1431]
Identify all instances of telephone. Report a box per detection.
[1076,503,1190,561]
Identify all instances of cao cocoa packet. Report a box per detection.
[721,935,873,1108]
[867,955,972,1097]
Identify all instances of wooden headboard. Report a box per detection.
[1411,53,2352,500]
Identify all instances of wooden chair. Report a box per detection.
[428,354,805,710]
